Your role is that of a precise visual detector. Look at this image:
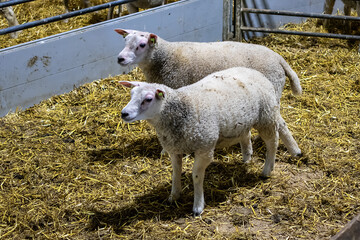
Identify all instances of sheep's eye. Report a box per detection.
[139,43,146,48]
[142,98,152,105]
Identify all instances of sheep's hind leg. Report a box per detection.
[168,153,182,202]
[239,130,253,163]
[278,116,302,157]
[258,126,279,178]
[192,149,213,216]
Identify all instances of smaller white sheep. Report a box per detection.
[120,67,282,216]
[0,0,21,39]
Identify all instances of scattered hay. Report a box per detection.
[1,15,359,240]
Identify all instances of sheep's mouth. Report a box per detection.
[118,61,129,66]
[121,116,136,123]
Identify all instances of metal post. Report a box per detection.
[222,0,231,40]
[234,0,242,41]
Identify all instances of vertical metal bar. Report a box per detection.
[234,0,241,41]
[222,0,231,40]
[239,0,243,42]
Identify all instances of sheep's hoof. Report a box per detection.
[193,203,204,217]
[294,152,303,158]
[260,172,271,179]
[193,208,203,217]
[289,148,302,157]
[242,154,252,163]
[168,193,180,203]
[161,149,168,156]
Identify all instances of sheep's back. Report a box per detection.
[155,67,277,153]
[147,41,286,98]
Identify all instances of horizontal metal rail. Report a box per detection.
[239,7,360,41]
[0,0,135,35]
[241,8,360,21]
[0,0,35,8]
[240,26,360,40]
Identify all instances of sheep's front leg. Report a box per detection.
[193,150,213,216]
[168,153,182,202]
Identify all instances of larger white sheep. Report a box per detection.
[115,29,302,157]
[120,67,283,216]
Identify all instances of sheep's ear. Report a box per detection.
[156,89,165,99]
[119,81,140,88]
[115,29,129,38]
[149,33,158,47]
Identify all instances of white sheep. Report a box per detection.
[120,67,282,216]
[115,29,302,157]
[0,0,21,39]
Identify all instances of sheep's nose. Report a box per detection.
[121,112,129,119]
[117,57,125,64]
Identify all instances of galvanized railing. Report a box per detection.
[0,0,136,36]
[224,0,360,41]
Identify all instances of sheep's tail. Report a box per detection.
[280,58,302,96]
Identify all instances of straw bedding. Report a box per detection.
[0,2,359,239]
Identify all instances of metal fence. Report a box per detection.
[224,0,360,41]
[0,0,136,36]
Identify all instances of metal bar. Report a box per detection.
[234,0,242,41]
[0,0,35,8]
[0,0,135,35]
[240,26,360,40]
[222,0,232,40]
[241,8,360,21]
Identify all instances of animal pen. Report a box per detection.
[0,0,359,239]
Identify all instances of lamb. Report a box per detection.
[115,29,302,157]
[120,67,283,216]
[0,0,21,39]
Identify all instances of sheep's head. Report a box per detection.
[120,81,165,123]
[115,29,158,66]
